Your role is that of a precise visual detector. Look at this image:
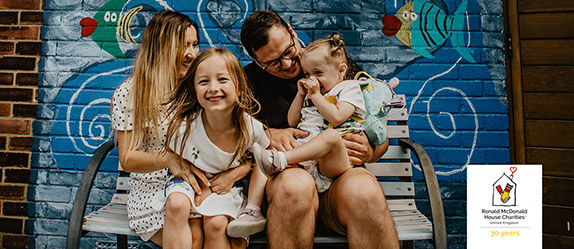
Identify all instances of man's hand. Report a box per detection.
[268,128,309,152]
[342,132,373,165]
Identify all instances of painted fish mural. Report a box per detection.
[79,0,165,59]
[381,0,476,62]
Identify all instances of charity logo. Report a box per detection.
[492,166,517,206]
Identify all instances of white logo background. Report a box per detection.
[467,165,542,248]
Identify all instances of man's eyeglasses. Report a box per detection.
[256,35,298,73]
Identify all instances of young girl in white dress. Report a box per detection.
[162,47,269,248]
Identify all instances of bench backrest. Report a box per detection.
[113,95,415,211]
[364,96,418,212]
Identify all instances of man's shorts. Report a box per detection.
[317,184,347,235]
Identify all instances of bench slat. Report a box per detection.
[116,176,130,191]
[386,199,417,211]
[380,145,410,159]
[380,182,415,196]
[99,206,128,216]
[85,213,130,223]
[387,125,410,139]
[111,193,128,204]
[387,107,408,122]
[365,162,412,177]
[82,219,137,236]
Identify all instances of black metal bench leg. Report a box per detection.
[117,234,128,249]
[401,240,414,249]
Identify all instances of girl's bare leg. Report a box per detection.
[163,192,193,249]
[230,237,247,249]
[226,165,268,237]
[247,165,267,206]
[190,218,203,249]
[284,129,351,178]
[203,215,231,249]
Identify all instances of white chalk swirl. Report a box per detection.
[66,66,133,155]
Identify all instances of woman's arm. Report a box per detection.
[117,130,170,173]
[117,130,209,193]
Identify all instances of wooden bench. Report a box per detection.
[66,96,447,249]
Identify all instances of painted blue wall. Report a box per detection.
[30,0,507,248]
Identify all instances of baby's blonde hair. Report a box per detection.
[300,33,349,69]
[165,48,260,167]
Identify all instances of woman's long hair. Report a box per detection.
[124,10,198,154]
[165,48,261,168]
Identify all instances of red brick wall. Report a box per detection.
[0,0,43,248]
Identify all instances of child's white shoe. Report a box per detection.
[252,143,285,177]
[227,208,266,237]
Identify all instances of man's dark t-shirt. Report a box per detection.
[244,62,302,129]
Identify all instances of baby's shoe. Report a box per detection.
[252,143,286,177]
[227,208,266,237]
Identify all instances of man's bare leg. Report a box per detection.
[327,167,399,249]
[265,168,318,249]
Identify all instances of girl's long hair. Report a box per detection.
[123,10,198,155]
[165,48,260,167]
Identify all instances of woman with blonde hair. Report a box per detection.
[111,10,249,249]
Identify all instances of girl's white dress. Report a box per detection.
[157,110,269,218]
[111,79,170,241]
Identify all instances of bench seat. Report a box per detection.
[82,194,433,243]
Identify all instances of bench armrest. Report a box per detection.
[398,138,447,249]
[66,139,117,249]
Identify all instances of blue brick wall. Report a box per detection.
[31,0,507,248]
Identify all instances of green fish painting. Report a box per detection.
[80,0,147,59]
[382,0,476,63]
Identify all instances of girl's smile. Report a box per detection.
[206,95,225,103]
[194,56,238,113]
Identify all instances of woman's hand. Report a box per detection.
[194,183,212,207]
[165,151,210,198]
